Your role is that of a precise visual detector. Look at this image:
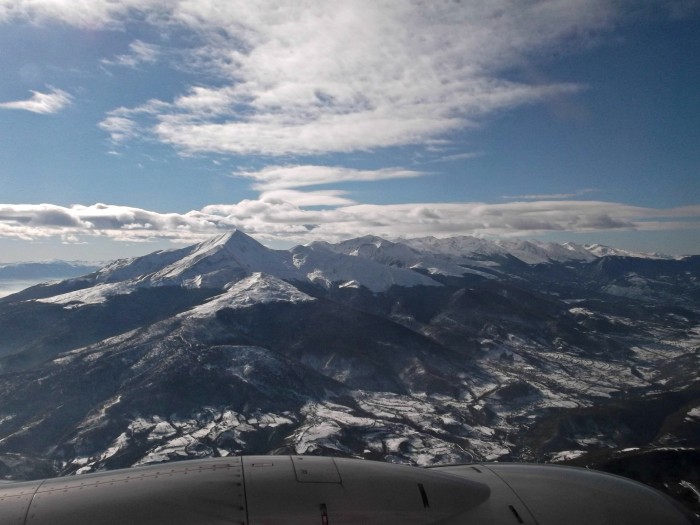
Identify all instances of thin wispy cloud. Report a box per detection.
[99,116,139,143]
[235,165,427,191]
[0,0,160,28]
[102,40,160,68]
[502,189,598,200]
[429,152,484,163]
[258,189,356,208]
[0,87,72,114]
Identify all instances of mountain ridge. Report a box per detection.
[0,231,697,514]
[4,231,691,306]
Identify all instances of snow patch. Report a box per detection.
[549,450,586,462]
[685,407,700,422]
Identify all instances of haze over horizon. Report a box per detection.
[0,1,698,262]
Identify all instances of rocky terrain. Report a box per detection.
[0,231,698,514]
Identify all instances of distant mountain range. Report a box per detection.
[0,261,101,280]
[0,261,103,300]
[0,232,698,514]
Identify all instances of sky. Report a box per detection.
[0,0,698,262]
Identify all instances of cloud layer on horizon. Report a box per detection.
[0,199,697,249]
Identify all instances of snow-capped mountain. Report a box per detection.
[313,236,491,278]
[290,240,441,290]
[582,243,673,259]
[0,231,698,514]
[15,232,442,307]
[83,230,298,290]
[401,235,677,265]
[403,235,599,265]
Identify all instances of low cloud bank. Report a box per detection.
[0,199,697,247]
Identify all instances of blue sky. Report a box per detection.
[0,0,698,262]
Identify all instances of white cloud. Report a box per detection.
[235,165,427,191]
[0,203,218,243]
[0,200,697,247]
[0,87,72,114]
[430,152,484,163]
[91,1,610,155]
[98,116,138,142]
[99,99,169,143]
[3,2,694,155]
[258,189,355,207]
[0,0,162,28]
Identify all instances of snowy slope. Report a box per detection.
[404,236,679,265]
[583,244,672,259]
[404,236,599,265]
[94,231,297,288]
[187,273,315,318]
[403,236,510,260]
[494,240,597,264]
[36,281,140,307]
[291,242,441,292]
[94,245,194,284]
[315,236,487,278]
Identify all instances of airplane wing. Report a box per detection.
[0,455,695,524]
